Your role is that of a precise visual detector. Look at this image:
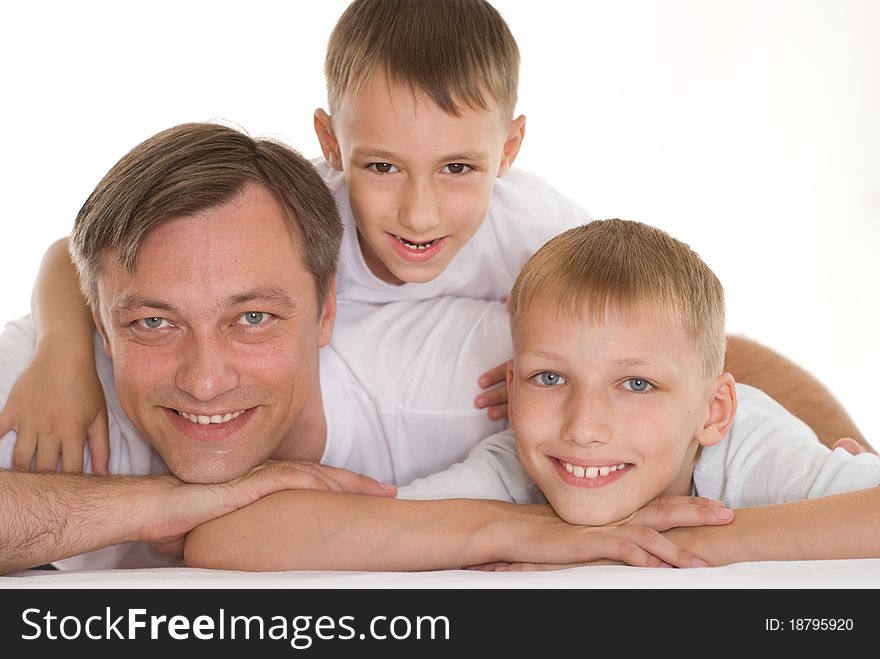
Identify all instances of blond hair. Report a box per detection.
[69,122,342,314]
[509,220,726,377]
[325,0,519,118]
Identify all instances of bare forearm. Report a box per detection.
[31,237,94,345]
[725,335,870,451]
[665,488,880,565]
[0,471,160,574]
[185,491,520,571]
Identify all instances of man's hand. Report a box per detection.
[475,359,510,421]
[147,461,396,556]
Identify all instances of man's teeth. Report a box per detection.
[177,410,244,425]
[562,461,628,479]
[395,235,437,250]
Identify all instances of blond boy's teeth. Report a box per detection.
[562,461,628,479]
[177,410,244,425]
[395,235,437,250]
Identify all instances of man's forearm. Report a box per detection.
[724,335,872,452]
[0,471,160,574]
[664,488,880,565]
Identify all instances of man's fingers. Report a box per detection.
[301,463,397,496]
[628,495,733,531]
[35,435,62,472]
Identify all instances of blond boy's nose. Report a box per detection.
[561,389,612,447]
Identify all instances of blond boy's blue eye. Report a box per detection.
[532,371,566,387]
[622,378,653,393]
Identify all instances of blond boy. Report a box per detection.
[398,220,880,564]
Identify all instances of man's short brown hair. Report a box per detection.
[325,0,520,118]
[69,122,342,312]
[509,219,727,377]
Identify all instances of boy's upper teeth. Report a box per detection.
[562,461,628,479]
[396,235,437,250]
[177,410,245,425]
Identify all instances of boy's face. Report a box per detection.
[508,301,728,526]
[316,70,524,285]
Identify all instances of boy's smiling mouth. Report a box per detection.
[552,457,633,488]
[386,232,448,261]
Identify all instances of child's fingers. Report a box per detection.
[486,402,508,420]
[0,404,15,440]
[477,360,510,388]
[61,436,85,474]
[11,424,36,471]
[87,408,111,475]
[35,435,62,473]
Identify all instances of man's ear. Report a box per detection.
[314,109,343,171]
[497,114,526,177]
[695,373,737,447]
[506,360,516,428]
[318,277,337,347]
[91,308,112,358]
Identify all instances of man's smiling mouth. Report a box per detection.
[175,409,246,425]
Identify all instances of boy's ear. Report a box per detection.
[497,114,526,177]
[318,277,337,348]
[506,361,516,428]
[314,109,343,171]
[694,373,737,447]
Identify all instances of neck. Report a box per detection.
[271,384,328,463]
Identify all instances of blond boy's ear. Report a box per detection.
[694,373,737,447]
[497,115,526,178]
[314,109,343,171]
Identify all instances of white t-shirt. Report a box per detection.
[398,384,880,506]
[314,158,592,304]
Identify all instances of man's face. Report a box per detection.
[508,302,717,526]
[322,70,524,285]
[95,184,335,483]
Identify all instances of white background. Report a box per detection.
[1,0,878,443]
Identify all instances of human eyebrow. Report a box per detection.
[519,349,566,363]
[352,147,400,161]
[220,286,297,314]
[111,294,179,320]
[438,151,490,162]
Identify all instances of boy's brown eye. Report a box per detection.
[443,163,472,175]
[371,162,396,173]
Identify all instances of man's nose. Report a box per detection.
[398,178,441,235]
[174,331,240,402]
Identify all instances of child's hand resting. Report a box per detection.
[0,342,109,474]
[475,359,511,421]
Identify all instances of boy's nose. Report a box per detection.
[561,387,612,447]
[399,179,441,235]
[174,332,240,403]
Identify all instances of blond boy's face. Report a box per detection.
[320,70,523,285]
[508,301,725,526]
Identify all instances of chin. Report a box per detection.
[164,456,251,484]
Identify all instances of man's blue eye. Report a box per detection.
[144,317,163,329]
[243,312,266,325]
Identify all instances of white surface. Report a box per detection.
[3,560,880,589]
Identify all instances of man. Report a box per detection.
[1,122,734,574]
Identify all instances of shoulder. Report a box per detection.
[490,167,591,229]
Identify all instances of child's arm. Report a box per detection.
[663,486,880,564]
[724,335,873,453]
[184,492,725,572]
[0,238,109,474]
